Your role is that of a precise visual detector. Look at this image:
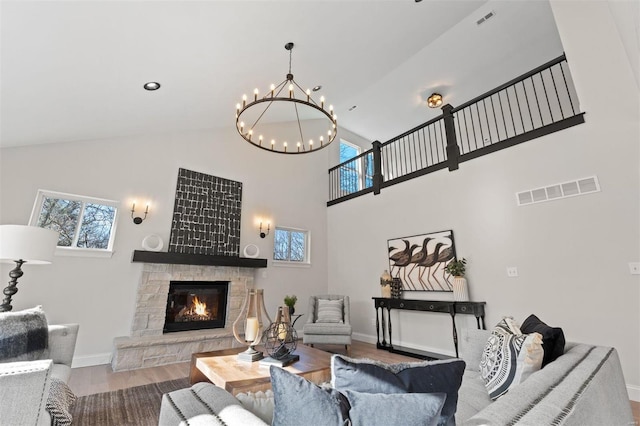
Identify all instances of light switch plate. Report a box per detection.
[507,267,518,277]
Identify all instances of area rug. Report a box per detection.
[71,377,190,425]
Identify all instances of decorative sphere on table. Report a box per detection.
[262,322,298,360]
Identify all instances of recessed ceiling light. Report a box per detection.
[143,82,161,91]
[312,85,322,92]
[348,105,357,111]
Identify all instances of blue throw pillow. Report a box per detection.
[270,366,350,426]
[343,389,446,426]
[331,355,465,426]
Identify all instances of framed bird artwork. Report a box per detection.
[387,230,457,292]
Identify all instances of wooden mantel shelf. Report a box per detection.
[131,250,267,268]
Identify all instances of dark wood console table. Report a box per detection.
[373,298,486,359]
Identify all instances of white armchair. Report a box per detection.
[303,294,352,352]
[0,323,79,426]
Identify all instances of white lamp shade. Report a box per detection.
[0,225,59,264]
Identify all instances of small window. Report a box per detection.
[273,226,310,265]
[29,190,119,257]
[339,140,374,195]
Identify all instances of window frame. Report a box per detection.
[28,189,120,258]
[272,226,311,267]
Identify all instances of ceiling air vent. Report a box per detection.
[516,176,600,206]
[476,11,496,26]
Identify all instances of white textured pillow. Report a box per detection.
[316,299,344,323]
[480,317,543,400]
[236,390,274,424]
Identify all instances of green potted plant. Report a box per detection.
[444,258,467,277]
[445,258,469,301]
[284,295,297,315]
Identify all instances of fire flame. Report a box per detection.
[192,296,207,316]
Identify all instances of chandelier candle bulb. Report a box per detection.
[240,122,244,132]
[242,95,247,108]
[320,96,325,109]
[306,89,310,101]
[297,142,301,152]
[254,88,259,101]
[248,130,252,140]
[259,135,263,146]
[270,84,275,97]
[283,142,287,152]
[288,84,293,98]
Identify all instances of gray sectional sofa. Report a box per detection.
[159,328,635,425]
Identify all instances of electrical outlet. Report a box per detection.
[507,267,519,277]
[629,262,640,275]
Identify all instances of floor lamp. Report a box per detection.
[0,225,59,312]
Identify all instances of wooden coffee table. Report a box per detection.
[190,344,332,395]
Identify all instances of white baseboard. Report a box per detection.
[352,332,377,344]
[627,384,640,402]
[71,352,111,368]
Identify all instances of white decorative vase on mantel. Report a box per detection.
[452,276,469,301]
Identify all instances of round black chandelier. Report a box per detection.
[235,42,337,154]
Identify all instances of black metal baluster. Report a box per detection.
[540,69,554,123]
[549,64,565,119]
[560,61,576,115]
[475,103,485,147]
[531,73,544,128]
[497,91,508,140]
[505,86,517,138]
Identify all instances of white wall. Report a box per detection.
[327,0,639,398]
[0,126,330,365]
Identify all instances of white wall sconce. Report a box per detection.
[131,201,149,225]
[259,221,270,238]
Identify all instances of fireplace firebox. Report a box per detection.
[164,281,229,333]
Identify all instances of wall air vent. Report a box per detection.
[476,10,496,26]
[516,176,600,206]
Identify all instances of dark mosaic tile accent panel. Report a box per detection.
[168,168,242,256]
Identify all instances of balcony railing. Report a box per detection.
[328,54,584,205]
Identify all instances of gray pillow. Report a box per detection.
[343,389,445,426]
[331,355,465,426]
[270,366,350,426]
[0,305,49,362]
[316,299,344,323]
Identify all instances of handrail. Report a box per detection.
[451,54,567,113]
[328,54,583,204]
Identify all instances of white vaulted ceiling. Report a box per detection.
[0,0,564,148]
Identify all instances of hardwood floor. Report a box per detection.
[68,340,417,397]
[69,340,640,425]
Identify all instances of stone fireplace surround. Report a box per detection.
[111,253,266,371]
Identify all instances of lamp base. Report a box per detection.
[0,260,25,312]
[237,346,264,362]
